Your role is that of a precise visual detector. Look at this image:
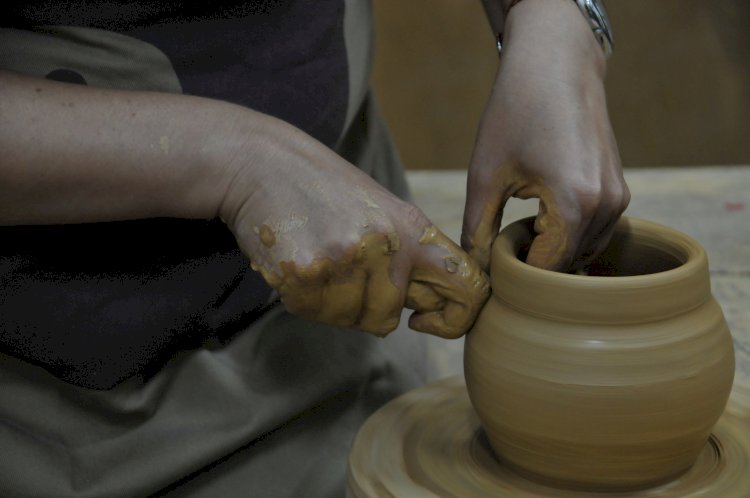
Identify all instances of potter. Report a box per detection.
[464,216,736,491]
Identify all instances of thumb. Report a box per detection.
[525,194,578,271]
[407,226,490,338]
[461,162,520,272]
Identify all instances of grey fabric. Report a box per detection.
[0,26,183,92]
[336,95,412,203]
[339,0,373,145]
[0,305,426,497]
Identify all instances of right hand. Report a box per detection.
[462,0,629,273]
[219,115,490,338]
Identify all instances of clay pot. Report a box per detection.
[464,216,735,491]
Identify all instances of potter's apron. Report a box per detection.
[0,2,425,496]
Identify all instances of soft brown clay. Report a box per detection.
[254,225,488,338]
[408,225,490,337]
[463,161,569,270]
[464,216,736,491]
[347,216,747,497]
[259,224,276,248]
[255,231,405,335]
[347,376,750,498]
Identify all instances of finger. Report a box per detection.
[408,226,490,338]
[570,205,618,272]
[355,262,405,337]
[461,161,521,271]
[254,260,325,317]
[409,301,477,339]
[279,232,407,335]
[524,190,583,272]
[313,267,368,327]
[576,220,619,275]
[569,175,631,271]
[572,184,630,272]
[405,281,444,311]
[262,258,365,327]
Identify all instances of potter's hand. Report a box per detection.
[0,70,486,344]
[221,117,489,338]
[461,0,629,272]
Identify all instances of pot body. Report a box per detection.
[464,217,735,491]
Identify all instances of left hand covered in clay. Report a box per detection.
[217,112,490,339]
[462,0,630,273]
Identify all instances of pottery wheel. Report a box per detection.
[347,376,750,498]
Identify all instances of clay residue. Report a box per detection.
[270,213,309,235]
[408,226,490,338]
[255,213,309,264]
[526,198,570,270]
[354,186,381,209]
[464,161,570,272]
[444,256,459,273]
[383,232,400,255]
[254,225,488,339]
[259,224,276,248]
[254,232,403,336]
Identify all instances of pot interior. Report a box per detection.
[516,224,685,277]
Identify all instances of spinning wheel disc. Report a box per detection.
[347,376,750,498]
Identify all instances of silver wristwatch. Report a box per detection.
[575,0,614,58]
[496,0,614,59]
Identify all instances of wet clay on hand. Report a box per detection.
[406,226,490,338]
[462,161,572,272]
[252,224,489,338]
[252,230,406,335]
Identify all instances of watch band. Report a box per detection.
[497,0,614,59]
[574,0,613,58]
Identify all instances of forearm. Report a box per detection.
[464,0,625,272]
[0,69,267,225]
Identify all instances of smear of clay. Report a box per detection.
[409,225,491,337]
[254,232,403,336]
[271,213,308,234]
[466,161,569,271]
[444,256,460,273]
[259,224,276,248]
[256,214,309,265]
[354,186,381,209]
[256,226,488,338]
[419,226,475,279]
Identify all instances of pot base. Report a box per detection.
[347,376,750,498]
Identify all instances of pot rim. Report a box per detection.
[491,216,711,323]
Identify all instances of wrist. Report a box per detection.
[215,110,328,232]
[145,101,264,224]
[503,0,607,81]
